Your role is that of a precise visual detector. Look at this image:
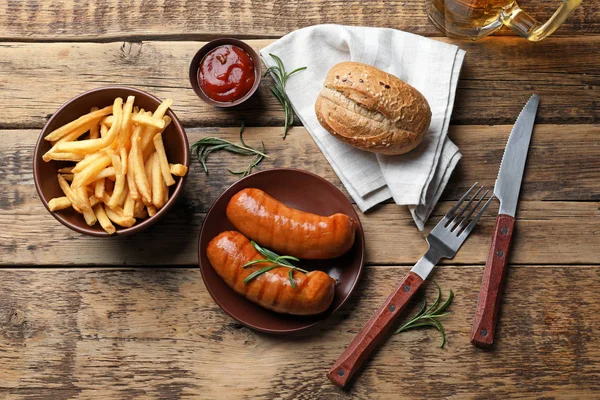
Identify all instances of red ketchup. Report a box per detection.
[198,45,256,103]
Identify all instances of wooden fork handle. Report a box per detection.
[471,213,515,347]
[327,272,424,387]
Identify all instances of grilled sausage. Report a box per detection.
[226,188,356,259]
[207,231,336,315]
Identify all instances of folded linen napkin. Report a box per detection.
[260,24,465,230]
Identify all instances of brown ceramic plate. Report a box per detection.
[188,38,262,107]
[198,168,365,334]
[33,86,190,236]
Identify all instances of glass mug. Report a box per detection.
[429,0,582,41]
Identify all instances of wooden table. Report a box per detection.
[1,1,599,398]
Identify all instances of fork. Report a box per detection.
[328,183,495,388]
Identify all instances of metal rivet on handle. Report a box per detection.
[497,250,504,257]
[481,329,488,337]
[403,285,411,292]
[389,305,396,312]
[338,369,344,376]
[501,227,508,235]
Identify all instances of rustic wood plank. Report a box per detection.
[0,0,594,40]
[1,266,599,398]
[1,126,599,266]
[0,37,599,128]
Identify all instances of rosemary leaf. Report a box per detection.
[394,281,454,348]
[264,53,307,139]
[241,242,309,287]
[288,269,296,289]
[244,265,279,284]
[190,125,268,176]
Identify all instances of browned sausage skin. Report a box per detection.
[226,188,356,259]
[206,231,336,315]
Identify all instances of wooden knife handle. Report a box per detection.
[327,272,424,387]
[471,213,515,347]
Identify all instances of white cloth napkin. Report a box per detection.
[260,24,465,230]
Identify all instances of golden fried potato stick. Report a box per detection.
[42,120,99,161]
[144,152,154,203]
[142,116,171,157]
[61,173,74,182]
[153,132,176,186]
[93,204,116,234]
[107,154,125,208]
[123,195,135,217]
[169,163,188,177]
[154,98,173,119]
[89,195,99,207]
[43,152,85,162]
[95,178,105,200]
[118,96,135,147]
[134,207,148,219]
[126,147,139,201]
[58,167,73,173]
[131,113,165,130]
[105,206,136,228]
[151,151,165,208]
[44,105,112,142]
[55,97,123,154]
[57,174,87,213]
[77,187,97,226]
[131,136,152,204]
[100,124,108,138]
[71,154,112,189]
[48,196,71,211]
[147,204,157,217]
[89,107,100,139]
[95,167,116,180]
[101,115,113,128]
[118,183,129,207]
[72,152,105,173]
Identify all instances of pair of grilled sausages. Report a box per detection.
[206,188,356,315]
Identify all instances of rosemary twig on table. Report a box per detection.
[242,241,308,289]
[264,53,307,139]
[190,123,268,177]
[395,281,454,348]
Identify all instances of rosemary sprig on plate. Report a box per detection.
[264,53,307,139]
[190,123,268,177]
[395,281,454,348]
[242,241,308,289]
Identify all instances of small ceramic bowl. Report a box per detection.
[189,38,262,107]
[33,86,190,237]
[198,168,365,334]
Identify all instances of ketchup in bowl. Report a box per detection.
[198,45,256,103]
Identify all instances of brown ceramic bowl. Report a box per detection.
[33,86,190,237]
[189,38,262,107]
[198,168,365,334]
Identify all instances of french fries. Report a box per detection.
[48,196,72,211]
[43,96,186,234]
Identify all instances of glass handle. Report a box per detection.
[501,0,582,41]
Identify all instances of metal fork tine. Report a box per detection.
[459,194,496,238]
[455,189,490,235]
[445,182,478,220]
[448,185,483,231]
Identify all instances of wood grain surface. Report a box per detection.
[1,0,599,398]
[1,37,599,129]
[0,0,594,41]
[1,266,599,399]
[1,126,598,266]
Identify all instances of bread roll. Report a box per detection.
[315,62,431,155]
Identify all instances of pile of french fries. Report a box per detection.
[43,96,188,234]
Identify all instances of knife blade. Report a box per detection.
[495,94,540,217]
[471,94,539,347]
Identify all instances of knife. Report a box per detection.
[471,94,539,347]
